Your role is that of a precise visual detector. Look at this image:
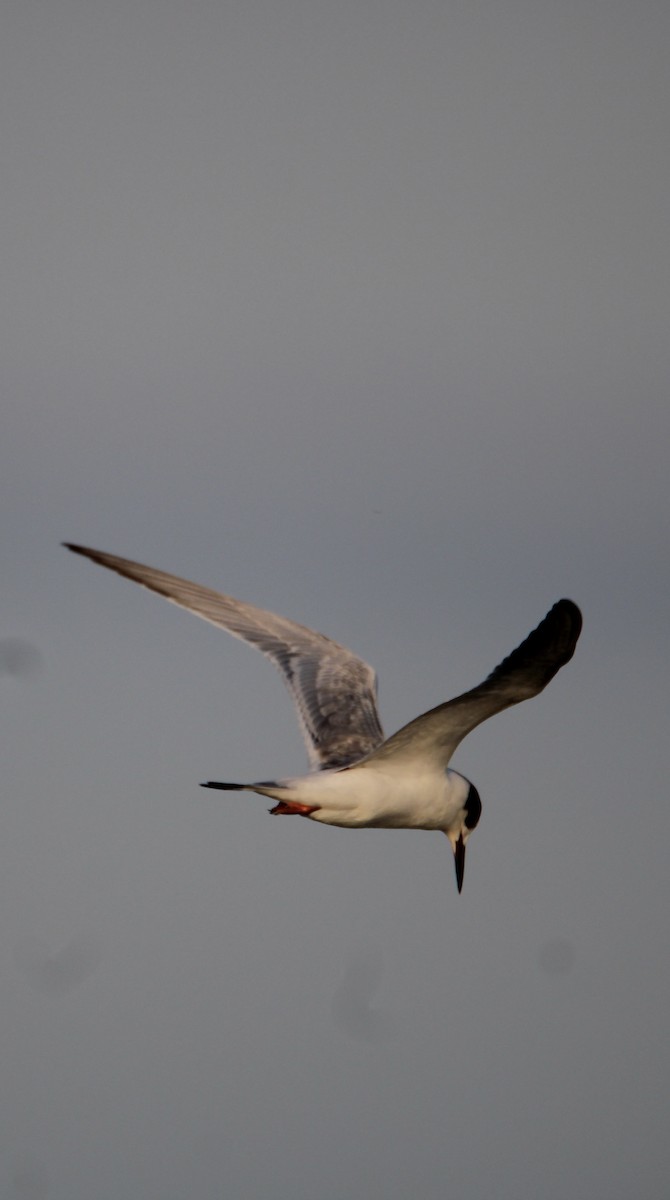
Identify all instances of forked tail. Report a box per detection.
[201,781,248,791]
[200,779,319,817]
[200,779,292,801]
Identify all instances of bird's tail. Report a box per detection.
[200,779,291,799]
[201,781,247,791]
[200,779,319,817]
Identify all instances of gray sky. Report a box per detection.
[2,2,669,1197]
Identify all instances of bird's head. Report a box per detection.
[444,777,482,894]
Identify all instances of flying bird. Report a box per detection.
[64,543,582,891]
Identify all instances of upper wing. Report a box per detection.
[64,544,385,771]
[356,599,582,771]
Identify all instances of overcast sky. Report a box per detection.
[2,2,669,1197]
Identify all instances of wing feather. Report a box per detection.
[357,599,582,771]
[64,544,384,770]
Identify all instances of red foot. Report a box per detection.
[270,800,320,816]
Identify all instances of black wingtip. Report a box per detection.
[555,597,583,627]
[552,598,583,660]
[485,596,583,692]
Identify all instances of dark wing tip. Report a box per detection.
[520,597,582,665]
[548,599,583,659]
[485,598,583,694]
[554,597,582,621]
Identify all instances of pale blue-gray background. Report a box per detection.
[1,2,668,1197]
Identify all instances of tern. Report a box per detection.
[64,543,582,891]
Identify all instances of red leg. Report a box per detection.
[270,800,320,816]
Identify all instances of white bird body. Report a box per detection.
[64,542,581,890]
[248,764,472,832]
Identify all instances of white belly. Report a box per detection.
[284,765,466,832]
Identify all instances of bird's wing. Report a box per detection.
[64,544,385,770]
[356,599,582,771]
